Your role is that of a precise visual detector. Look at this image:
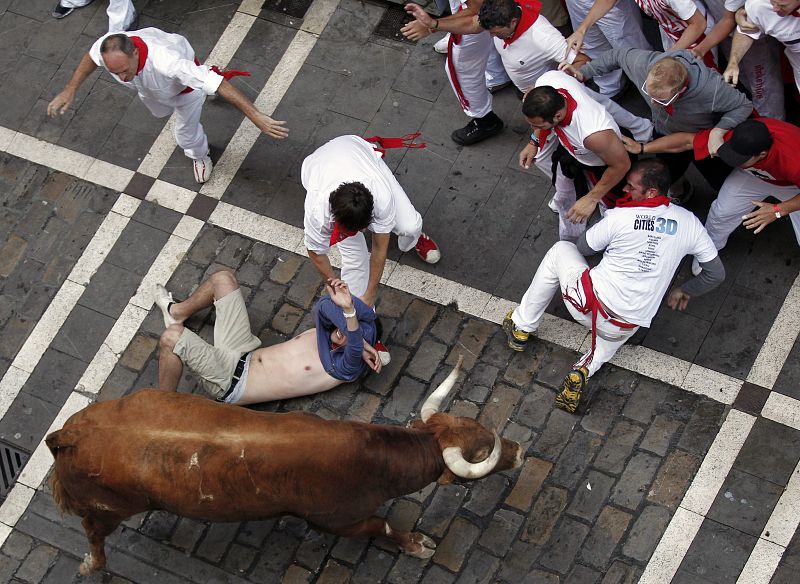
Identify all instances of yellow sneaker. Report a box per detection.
[554,367,589,413]
[503,310,529,351]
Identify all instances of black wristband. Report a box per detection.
[640,142,645,155]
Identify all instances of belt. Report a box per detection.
[784,38,800,45]
[216,352,249,403]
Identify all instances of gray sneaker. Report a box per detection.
[154,284,177,328]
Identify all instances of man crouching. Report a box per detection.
[154,271,381,405]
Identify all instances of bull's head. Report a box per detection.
[417,356,524,482]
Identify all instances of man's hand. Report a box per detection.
[742,200,779,234]
[565,29,586,58]
[326,278,354,309]
[558,62,585,81]
[48,89,76,117]
[567,195,599,224]
[252,112,289,139]
[707,127,726,156]
[735,8,759,33]
[401,3,436,41]
[519,142,538,169]
[722,61,740,86]
[622,135,642,155]
[361,343,382,373]
[667,287,691,311]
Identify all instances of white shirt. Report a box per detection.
[741,0,800,46]
[586,203,717,326]
[494,16,576,91]
[90,28,223,106]
[302,135,398,254]
[535,70,621,167]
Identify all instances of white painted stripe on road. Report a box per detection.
[302,0,341,35]
[386,264,492,318]
[682,364,742,405]
[762,392,800,432]
[200,21,333,199]
[0,126,14,151]
[748,271,800,390]
[145,180,197,214]
[7,132,94,180]
[84,158,135,192]
[737,538,786,583]
[0,483,35,530]
[681,409,756,516]
[641,409,756,583]
[638,507,705,584]
[760,460,800,546]
[605,344,690,388]
[210,201,305,251]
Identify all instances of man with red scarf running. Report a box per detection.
[47,29,289,183]
[503,159,724,413]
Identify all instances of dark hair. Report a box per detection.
[479,0,520,29]
[329,182,373,231]
[522,86,565,123]
[631,159,671,197]
[100,34,136,56]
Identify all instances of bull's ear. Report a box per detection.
[437,469,456,485]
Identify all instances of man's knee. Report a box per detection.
[159,325,184,352]
[210,270,239,295]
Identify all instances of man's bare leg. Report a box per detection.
[157,271,241,391]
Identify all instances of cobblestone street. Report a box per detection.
[0,0,800,583]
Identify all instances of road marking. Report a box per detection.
[639,409,757,583]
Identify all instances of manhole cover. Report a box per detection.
[0,442,29,499]
[373,5,417,45]
[261,0,314,19]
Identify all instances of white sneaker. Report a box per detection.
[154,284,177,328]
[434,34,450,54]
[193,155,213,183]
[547,196,558,213]
[374,341,391,366]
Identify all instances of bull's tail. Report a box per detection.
[45,429,81,516]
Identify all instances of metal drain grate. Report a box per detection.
[261,0,314,19]
[373,5,417,45]
[0,443,29,499]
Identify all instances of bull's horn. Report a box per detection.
[442,431,502,479]
[420,355,464,422]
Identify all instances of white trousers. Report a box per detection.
[565,0,651,96]
[446,31,494,118]
[336,182,424,299]
[141,90,209,160]
[512,241,639,376]
[62,0,136,31]
[706,168,800,250]
[485,45,510,88]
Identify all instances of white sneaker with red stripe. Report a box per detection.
[374,340,391,366]
[415,233,441,264]
[193,154,213,183]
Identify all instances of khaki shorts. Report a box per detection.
[173,289,261,399]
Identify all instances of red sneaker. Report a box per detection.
[374,341,391,366]
[415,233,441,264]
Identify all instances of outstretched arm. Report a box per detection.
[692,9,735,57]
[48,52,98,117]
[565,0,617,57]
[670,10,707,51]
[217,79,289,139]
[401,1,483,41]
[723,31,755,87]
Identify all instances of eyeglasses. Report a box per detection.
[641,80,686,107]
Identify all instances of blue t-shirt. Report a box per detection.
[314,296,377,381]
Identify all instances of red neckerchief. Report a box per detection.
[503,1,542,48]
[329,222,358,246]
[545,88,578,152]
[663,79,690,116]
[129,36,148,74]
[792,9,800,16]
[615,194,671,207]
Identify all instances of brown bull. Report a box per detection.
[46,358,523,575]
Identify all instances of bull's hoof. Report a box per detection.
[406,533,436,559]
[79,553,101,575]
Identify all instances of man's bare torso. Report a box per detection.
[236,329,339,405]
